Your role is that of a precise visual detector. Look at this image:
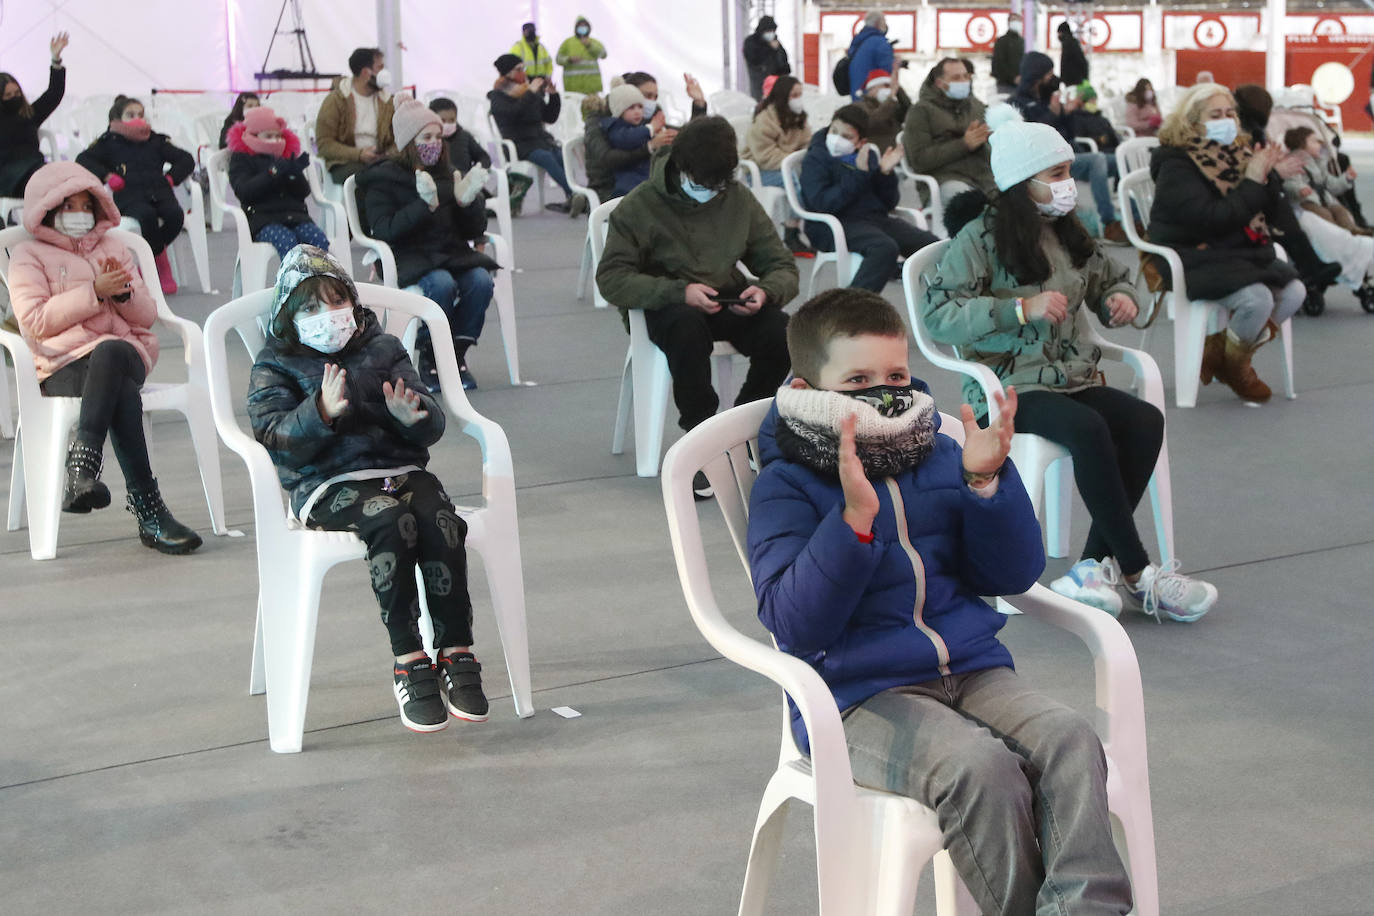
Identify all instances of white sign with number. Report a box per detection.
[1163,12,1263,50]
[937,9,1009,50]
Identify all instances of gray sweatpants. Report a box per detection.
[842,667,1133,916]
[1217,279,1305,342]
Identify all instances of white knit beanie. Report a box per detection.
[986,103,1075,191]
[392,96,442,150]
[607,83,646,118]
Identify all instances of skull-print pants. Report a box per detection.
[306,471,472,656]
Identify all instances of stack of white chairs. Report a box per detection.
[202,282,534,753]
[709,89,757,119]
[659,398,1160,916]
[342,175,525,386]
[0,226,231,559]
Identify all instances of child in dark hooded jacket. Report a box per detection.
[226,104,330,259]
[246,244,490,734]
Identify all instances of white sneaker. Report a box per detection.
[1050,559,1124,617]
[1118,559,1218,623]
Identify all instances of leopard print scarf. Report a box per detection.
[1182,135,1268,237]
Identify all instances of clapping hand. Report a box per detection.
[382,378,429,426]
[963,120,991,151]
[839,412,880,536]
[317,363,349,422]
[93,257,132,299]
[878,144,904,175]
[960,387,1017,477]
[1105,292,1138,327]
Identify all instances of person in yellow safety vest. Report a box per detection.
[510,22,554,79]
[556,16,608,94]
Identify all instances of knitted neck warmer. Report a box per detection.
[109,118,152,142]
[774,385,937,480]
[243,133,286,157]
[1182,133,1267,237]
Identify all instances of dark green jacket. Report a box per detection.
[903,82,994,194]
[596,148,799,326]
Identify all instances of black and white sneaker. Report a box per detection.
[437,651,490,722]
[392,657,449,732]
[693,471,714,501]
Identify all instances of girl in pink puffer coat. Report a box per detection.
[8,160,200,554]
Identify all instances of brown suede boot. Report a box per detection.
[1198,331,1226,385]
[1217,329,1272,404]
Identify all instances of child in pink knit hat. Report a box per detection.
[226,105,330,260]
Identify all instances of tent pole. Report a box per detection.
[1266,0,1286,92]
[377,0,403,90]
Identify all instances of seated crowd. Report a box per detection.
[4,24,1369,905]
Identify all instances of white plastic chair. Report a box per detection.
[1115,137,1159,183]
[202,283,535,753]
[303,159,352,274]
[726,117,787,230]
[660,399,1160,916]
[562,135,602,302]
[589,198,739,478]
[902,240,1175,565]
[118,177,212,294]
[1118,169,1295,408]
[709,89,760,119]
[894,130,945,236]
[342,175,524,386]
[0,226,231,559]
[487,112,547,210]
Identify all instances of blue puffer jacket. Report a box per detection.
[847,27,894,101]
[799,127,900,250]
[747,393,1046,753]
[602,116,652,197]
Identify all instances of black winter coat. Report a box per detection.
[0,66,65,197]
[487,86,560,158]
[443,126,492,172]
[228,151,313,235]
[1147,144,1300,300]
[76,131,195,210]
[584,99,708,202]
[743,32,791,100]
[1059,35,1088,87]
[247,310,446,515]
[357,158,499,288]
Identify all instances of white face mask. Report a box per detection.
[1008,20,1022,34]
[874,88,892,103]
[762,31,776,41]
[373,68,394,91]
[295,307,357,353]
[787,97,806,114]
[55,211,95,238]
[825,132,856,158]
[641,98,658,117]
[1204,117,1238,146]
[1032,177,1078,217]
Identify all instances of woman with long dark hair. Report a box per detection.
[743,74,813,253]
[0,33,69,200]
[218,91,260,149]
[921,110,1218,623]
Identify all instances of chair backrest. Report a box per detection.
[588,197,621,307]
[341,174,367,240]
[708,90,756,119]
[563,134,591,194]
[728,115,753,155]
[779,149,809,218]
[206,147,234,213]
[1118,168,1156,235]
[1115,136,1159,179]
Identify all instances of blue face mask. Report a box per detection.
[681,174,718,204]
[1204,117,1238,147]
[944,80,972,101]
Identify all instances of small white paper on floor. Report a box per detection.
[551,706,582,719]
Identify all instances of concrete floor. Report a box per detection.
[2,165,1373,915]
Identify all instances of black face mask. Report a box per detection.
[1040,76,1062,101]
[0,96,23,114]
[842,383,917,418]
[524,30,538,44]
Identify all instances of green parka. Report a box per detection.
[903,81,994,194]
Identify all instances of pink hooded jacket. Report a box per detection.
[9,160,159,381]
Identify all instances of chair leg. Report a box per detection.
[249,596,266,695]
[261,567,325,754]
[493,266,522,386]
[23,411,70,560]
[933,851,980,916]
[0,353,14,439]
[633,346,672,478]
[1277,318,1296,400]
[1043,456,1073,559]
[475,511,535,718]
[1173,302,1210,408]
[1147,438,1175,568]
[713,354,736,412]
[6,421,25,532]
[1110,794,1161,916]
[415,570,436,660]
[576,233,591,300]
[182,401,230,535]
[611,348,633,456]
[187,224,212,294]
[737,791,791,916]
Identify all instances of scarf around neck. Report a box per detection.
[774,385,938,480]
[109,119,153,142]
[1182,134,1267,237]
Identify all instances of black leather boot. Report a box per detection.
[1278,224,1341,290]
[454,337,476,390]
[126,479,203,555]
[62,441,111,513]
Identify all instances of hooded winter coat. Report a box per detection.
[487,82,561,158]
[226,123,312,235]
[0,65,65,197]
[846,27,894,101]
[743,20,791,101]
[1009,52,1072,141]
[248,307,445,517]
[313,77,397,170]
[555,19,607,94]
[991,29,1024,88]
[8,161,158,381]
[799,127,900,226]
[602,116,653,196]
[356,158,499,289]
[747,394,1043,752]
[75,129,194,211]
[920,208,1136,416]
[1146,143,1300,301]
[596,147,799,327]
[903,79,993,193]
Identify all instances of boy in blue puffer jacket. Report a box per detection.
[601,82,660,198]
[747,288,1134,916]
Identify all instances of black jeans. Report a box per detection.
[810,215,939,292]
[306,471,472,657]
[120,192,184,256]
[1015,386,1163,577]
[642,302,791,432]
[41,339,154,489]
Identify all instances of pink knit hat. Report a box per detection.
[242,105,283,135]
[392,96,442,150]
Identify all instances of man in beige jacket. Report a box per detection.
[315,47,397,183]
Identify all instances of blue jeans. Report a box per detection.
[759,169,785,188]
[414,266,495,342]
[524,147,573,197]
[1070,152,1116,225]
